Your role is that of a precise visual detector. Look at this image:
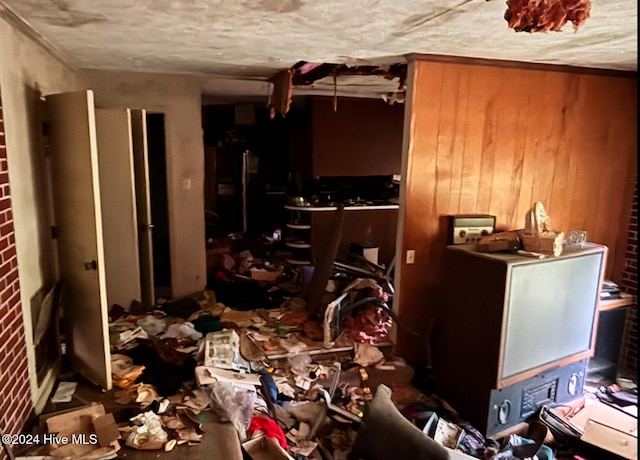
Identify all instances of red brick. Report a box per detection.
[2,245,15,262]
[0,369,9,390]
[1,283,14,302]
[14,358,28,377]
[0,352,13,374]
[0,197,10,212]
[7,290,21,309]
[0,327,10,346]
[4,331,19,354]
[0,263,11,279]
[5,268,17,285]
[5,398,20,423]
[0,221,13,236]
[0,302,16,322]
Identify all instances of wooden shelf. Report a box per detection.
[598,294,635,311]
[286,223,311,230]
[285,240,311,249]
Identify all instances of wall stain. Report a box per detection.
[241,0,304,14]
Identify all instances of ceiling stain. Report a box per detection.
[0,0,635,83]
[43,0,106,27]
[393,0,475,37]
[241,0,304,14]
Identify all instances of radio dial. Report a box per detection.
[568,373,579,396]
[481,229,489,236]
[459,230,466,237]
[497,400,511,424]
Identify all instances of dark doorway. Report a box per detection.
[201,103,290,238]
[146,113,171,298]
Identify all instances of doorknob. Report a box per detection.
[84,260,97,270]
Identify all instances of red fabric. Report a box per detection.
[214,271,229,281]
[247,416,288,449]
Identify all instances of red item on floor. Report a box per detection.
[247,416,288,449]
[215,271,230,281]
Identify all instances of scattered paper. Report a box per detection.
[50,381,78,403]
[207,367,261,386]
[291,440,318,457]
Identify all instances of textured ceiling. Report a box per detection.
[0,0,637,97]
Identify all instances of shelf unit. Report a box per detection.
[284,206,314,265]
[587,293,636,382]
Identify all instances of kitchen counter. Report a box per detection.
[285,203,399,212]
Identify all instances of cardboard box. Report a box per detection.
[249,268,282,282]
[521,232,564,256]
[92,413,119,447]
[558,398,638,460]
[40,403,120,459]
[243,436,294,460]
[581,419,637,460]
[350,243,379,265]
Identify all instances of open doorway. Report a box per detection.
[146,113,172,300]
[202,102,290,238]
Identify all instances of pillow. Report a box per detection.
[350,384,450,460]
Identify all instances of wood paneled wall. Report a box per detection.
[312,97,403,176]
[395,58,637,364]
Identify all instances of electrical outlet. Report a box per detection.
[406,250,416,264]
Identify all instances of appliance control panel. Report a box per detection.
[446,214,496,244]
[521,380,557,417]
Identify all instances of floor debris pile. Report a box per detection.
[10,243,635,460]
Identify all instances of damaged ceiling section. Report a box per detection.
[291,61,408,103]
[270,60,408,116]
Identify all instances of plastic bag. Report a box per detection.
[204,381,256,441]
[163,322,202,340]
[137,315,166,336]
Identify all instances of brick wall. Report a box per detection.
[0,87,33,449]
[618,180,638,379]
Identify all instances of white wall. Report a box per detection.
[1,13,208,412]
[0,14,82,411]
[80,69,207,299]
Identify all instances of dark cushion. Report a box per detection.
[350,384,450,460]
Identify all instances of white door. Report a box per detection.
[45,90,112,390]
[130,109,155,307]
[95,108,142,310]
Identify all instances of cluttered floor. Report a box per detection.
[6,237,638,460]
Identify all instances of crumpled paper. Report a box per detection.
[522,202,565,256]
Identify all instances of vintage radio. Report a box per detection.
[445,214,496,245]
